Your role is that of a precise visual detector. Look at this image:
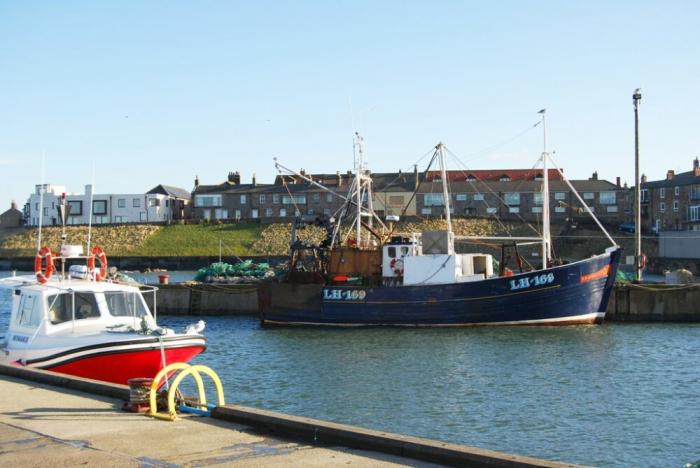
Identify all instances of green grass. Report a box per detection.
[124,223,264,257]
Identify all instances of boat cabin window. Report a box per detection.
[16,295,41,328]
[387,246,396,258]
[103,291,148,318]
[400,246,409,256]
[47,293,101,325]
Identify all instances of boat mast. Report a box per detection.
[353,132,367,247]
[437,143,454,254]
[539,109,551,268]
[633,89,642,282]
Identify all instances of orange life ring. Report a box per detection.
[87,246,108,281]
[34,246,54,284]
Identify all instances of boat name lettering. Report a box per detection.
[12,334,29,343]
[323,289,367,301]
[509,273,555,291]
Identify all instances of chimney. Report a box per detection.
[194,175,200,188]
[300,169,306,176]
[414,164,419,189]
[10,200,17,210]
[616,176,621,187]
[85,184,93,197]
[641,174,647,184]
[252,173,257,186]
[227,172,238,184]
[336,171,342,187]
[589,171,598,181]
[666,170,675,180]
[694,157,700,176]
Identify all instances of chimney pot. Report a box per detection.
[194,175,200,188]
[10,200,17,210]
[666,170,675,180]
[616,176,621,187]
[641,174,648,184]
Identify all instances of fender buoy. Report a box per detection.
[87,246,108,281]
[640,253,648,270]
[34,246,54,284]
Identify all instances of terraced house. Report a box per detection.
[640,158,700,232]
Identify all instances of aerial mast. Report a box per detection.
[633,89,642,282]
[539,109,551,268]
[436,143,454,254]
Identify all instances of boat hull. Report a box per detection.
[13,335,206,385]
[259,248,622,326]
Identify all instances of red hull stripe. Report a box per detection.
[580,265,611,284]
[23,335,205,366]
[45,346,205,385]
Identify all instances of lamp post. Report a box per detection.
[633,88,642,282]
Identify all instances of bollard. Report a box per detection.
[123,377,153,413]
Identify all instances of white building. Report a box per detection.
[25,184,191,226]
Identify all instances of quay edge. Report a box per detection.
[0,363,581,468]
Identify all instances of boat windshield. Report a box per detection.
[103,291,148,318]
[48,292,101,325]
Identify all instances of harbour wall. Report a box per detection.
[0,364,576,468]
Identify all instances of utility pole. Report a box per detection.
[633,89,642,282]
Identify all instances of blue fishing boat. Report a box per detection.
[259,112,622,326]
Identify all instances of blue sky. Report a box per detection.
[1,1,698,209]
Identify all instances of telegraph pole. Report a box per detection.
[633,89,642,282]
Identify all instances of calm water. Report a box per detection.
[1,274,698,467]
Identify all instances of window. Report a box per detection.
[641,189,649,202]
[139,212,147,221]
[313,193,320,203]
[690,206,700,221]
[195,195,221,207]
[68,200,83,216]
[203,209,211,220]
[499,175,511,182]
[509,207,520,213]
[93,200,107,215]
[606,206,618,213]
[455,194,467,201]
[114,216,126,223]
[47,292,100,324]
[673,200,679,212]
[474,193,484,201]
[251,209,259,218]
[272,194,280,204]
[588,206,595,213]
[555,192,566,200]
[259,194,266,204]
[421,208,432,215]
[282,195,306,204]
[214,208,228,219]
[103,292,148,318]
[16,295,40,328]
[326,193,333,203]
[133,198,140,208]
[43,207,48,216]
[279,208,286,217]
[118,198,126,208]
[265,208,273,217]
[323,208,331,215]
[165,199,169,208]
[234,210,241,220]
[660,188,666,198]
[533,193,543,205]
[675,187,680,197]
[504,192,520,206]
[486,207,497,214]
[466,175,477,182]
[294,209,301,217]
[555,206,566,213]
[387,246,396,258]
[532,207,543,213]
[240,195,247,204]
[148,198,160,207]
[93,216,108,224]
[599,192,616,205]
[660,202,666,212]
[308,209,315,215]
[583,192,594,200]
[423,193,444,206]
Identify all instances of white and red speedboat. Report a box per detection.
[0,245,206,385]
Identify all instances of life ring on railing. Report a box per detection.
[87,246,108,281]
[640,253,648,270]
[389,258,404,276]
[34,246,54,284]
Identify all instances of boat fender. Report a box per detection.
[503,268,514,277]
[640,253,647,270]
[34,246,55,284]
[87,246,108,282]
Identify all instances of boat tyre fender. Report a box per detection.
[34,246,54,284]
[87,246,108,281]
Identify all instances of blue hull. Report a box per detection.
[259,248,622,326]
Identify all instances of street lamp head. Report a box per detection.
[538,108,546,114]
[633,88,642,100]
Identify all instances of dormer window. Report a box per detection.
[534,173,543,181]
[499,175,511,182]
[466,175,477,182]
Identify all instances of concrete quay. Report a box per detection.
[0,364,579,467]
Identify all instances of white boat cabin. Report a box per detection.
[2,275,157,352]
[382,230,494,286]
